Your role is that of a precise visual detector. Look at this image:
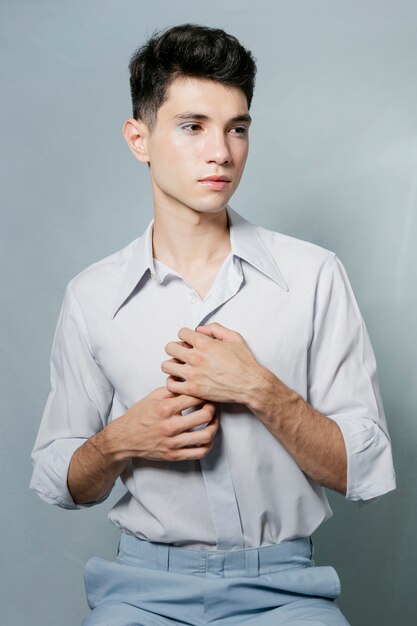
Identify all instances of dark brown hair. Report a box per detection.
[128,23,257,130]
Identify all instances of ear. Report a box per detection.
[122,118,150,163]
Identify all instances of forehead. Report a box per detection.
[159,76,249,118]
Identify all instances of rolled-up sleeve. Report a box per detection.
[307,254,396,502]
[30,282,114,509]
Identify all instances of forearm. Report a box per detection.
[246,367,347,494]
[67,422,129,505]
[67,388,218,504]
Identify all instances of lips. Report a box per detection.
[199,176,231,182]
[198,175,231,190]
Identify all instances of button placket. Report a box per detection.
[186,261,245,550]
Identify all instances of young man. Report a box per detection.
[31,24,395,625]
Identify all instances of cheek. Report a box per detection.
[173,135,204,163]
[235,143,249,167]
[172,144,194,166]
[156,140,199,176]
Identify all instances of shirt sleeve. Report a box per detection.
[30,282,115,509]
[307,254,396,502]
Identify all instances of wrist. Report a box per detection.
[97,419,132,465]
[245,366,300,423]
[244,365,276,413]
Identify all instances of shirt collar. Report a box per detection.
[226,206,288,291]
[112,206,288,317]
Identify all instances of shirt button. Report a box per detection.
[189,294,198,304]
[150,272,157,281]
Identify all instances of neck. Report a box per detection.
[152,204,231,274]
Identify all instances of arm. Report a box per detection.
[30,283,115,509]
[162,255,396,500]
[67,388,219,505]
[162,328,346,493]
[31,283,219,508]
[243,368,347,494]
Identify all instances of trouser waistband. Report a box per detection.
[118,532,313,578]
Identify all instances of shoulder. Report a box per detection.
[256,222,334,262]
[254,222,337,279]
[66,237,141,307]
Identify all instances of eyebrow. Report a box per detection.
[174,112,252,124]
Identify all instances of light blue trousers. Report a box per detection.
[83,532,350,625]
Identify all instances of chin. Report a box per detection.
[193,205,228,214]
[190,196,232,214]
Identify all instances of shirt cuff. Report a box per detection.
[30,438,110,510]
[331,415,396,502]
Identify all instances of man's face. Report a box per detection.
[141,77,251,215]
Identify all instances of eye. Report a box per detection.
[181,123,203,133]
[230,126,248,136]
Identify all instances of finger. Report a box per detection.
[169,442,215,462]
[168,393,207,414]
[171,404,217,435]
[177,326,199,347]
[195,322,239,342]
[194,325,214,337]
[165,341,193,363]
[166,375,190,395]
[165,341,193,362]
[168,415,220,442]
[161,358,188,378]
[173,419,218,449]
[186,402,217,427]
[150,386,178,400]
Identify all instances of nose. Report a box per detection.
[205,130,232,165]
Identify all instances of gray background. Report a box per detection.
[1,1,416,624]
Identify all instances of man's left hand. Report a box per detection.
[161,323,266,404]
[162,323,347,493]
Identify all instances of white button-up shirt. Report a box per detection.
[30,207,396,550]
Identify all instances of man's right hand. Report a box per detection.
[106,387,219,463]
[67,387,219,505]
